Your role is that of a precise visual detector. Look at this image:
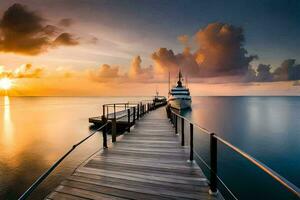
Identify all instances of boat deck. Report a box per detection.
[46,107,222,200]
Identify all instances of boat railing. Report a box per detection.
[18,100,166,200]
[169,109,300,200]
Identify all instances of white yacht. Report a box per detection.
[168,71,191,110]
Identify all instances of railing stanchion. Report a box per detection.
[127,109,131,132]
[137,104,140,120]
[210,133,218,195]
[175,115,178,134]
[106,106,108,118]
[189,123,194,161]
[102,105,105,117]
[133,107,136,124]
[113,104,116,119]
[103,127,108,148]
[112,118,117,142]
[181,117,184,146]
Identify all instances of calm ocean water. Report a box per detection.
[1,96,300,199]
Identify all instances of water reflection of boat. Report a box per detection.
[168,70,191,110]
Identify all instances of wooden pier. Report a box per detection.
[46,107,222,200]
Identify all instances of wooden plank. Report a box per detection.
[46,107,222,200]
[54,185,128,200]
[47,191,88,200]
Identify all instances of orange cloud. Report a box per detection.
[89,64,124,82]
[152,22,257,78]
[128,56,154,81]
[0,64,43,79]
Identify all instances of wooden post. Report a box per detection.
[112,118,117,142]
[210,133,218,195]
[181,117,184,146]
[127,109,131,132]
[189,123,194,161]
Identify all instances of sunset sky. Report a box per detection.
[0,0,300,96]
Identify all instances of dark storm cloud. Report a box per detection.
[0,3,79,55]
[152,22,257,77]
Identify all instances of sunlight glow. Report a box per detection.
[0,78,12,90]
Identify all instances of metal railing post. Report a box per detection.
[103,127,108,148]
[113,104,116,119]
[137,104,140,120]
[189,123,194,161]
[175,115,178,134]
[133,107,136,124]
[127,109,131,132]
[112,118,117,142]
[106,106,108,118]
[103,105,105,117]
[210,133,218,195]
[181,117,184,146]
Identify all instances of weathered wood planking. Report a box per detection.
[46,107,223,200]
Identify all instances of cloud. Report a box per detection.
[256,64,272,82]
[0,64,43,78]
[195,23,257,76]
[0,3,79,55]
[89,56,155,83]
[246,59,300,83]
[89,64,123,82]
[42,25,61,36]
[52,33,79,46]
[128,56,154,80]
[152,22,257,78]
[273,59,300,81]
[177,35,189,46]
[58,18,73,27]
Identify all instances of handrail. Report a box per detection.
[18,122,109,200]
[171,110,211,134]
[214,135,300,198]
[169,109,300,199]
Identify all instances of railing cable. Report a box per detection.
[18,123,108,200]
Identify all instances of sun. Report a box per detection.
[0,78,12,90]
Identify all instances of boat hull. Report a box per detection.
[168,98,191,110]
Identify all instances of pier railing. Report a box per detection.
[18,100,166,200]
[169,109,300,199]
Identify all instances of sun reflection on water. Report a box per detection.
[2,96,14,149]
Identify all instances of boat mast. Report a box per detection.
[185,75,188,87]
[168,72,170,97]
